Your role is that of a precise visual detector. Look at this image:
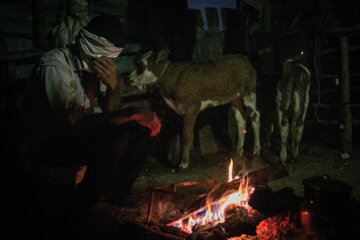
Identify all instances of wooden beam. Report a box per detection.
[340,36,352,154]
[318,74,337,78]
[310,103,335,109]
[31,0,47,49]
[316,119,360,125]
[1,32,33,39]
[310,103,360,109]
[318,73,360,78]
[321,25,360,36]
[0,50,43,63]
[311,86,360,96]
[320,45,360,55]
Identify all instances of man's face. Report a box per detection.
[80,51,96,73]
[87,55,116,76]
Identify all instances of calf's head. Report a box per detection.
[129,49,170,91]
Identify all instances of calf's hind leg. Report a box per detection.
[290,85,310,162]
[230,92,260,157]
[277,89,290,163]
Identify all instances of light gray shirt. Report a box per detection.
[37,47,92,115]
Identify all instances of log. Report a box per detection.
[246,164,289,186]
[136,222,187,240]
[146,190,155,224]
[340,36,352,154]
[190,164,289,211]
[152,179,219,195]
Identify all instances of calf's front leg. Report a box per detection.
[179,105,199,169]
[231,97,247,157]
[244,92,261,155]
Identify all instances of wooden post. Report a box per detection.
[31,0,47,49]
[263,0,272,32]
[340,36,352,154]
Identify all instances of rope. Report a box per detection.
[313,37,321,122]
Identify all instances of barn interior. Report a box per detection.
[1,0,360,239]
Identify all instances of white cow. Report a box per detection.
[273,56,311,164]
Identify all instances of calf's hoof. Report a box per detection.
[178,161,189,170]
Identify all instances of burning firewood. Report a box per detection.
[222,206,265,237]
[187,225,228,240]
[188,206,265,240]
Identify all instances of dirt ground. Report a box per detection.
[133,123,360,202]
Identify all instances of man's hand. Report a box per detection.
[93,57,118,91]
[109,109,162,137]
[131,111,161,137]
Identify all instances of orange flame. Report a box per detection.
[167,159,254,234]
[228,159,233,182]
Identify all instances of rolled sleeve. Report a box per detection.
[41,66,90,112]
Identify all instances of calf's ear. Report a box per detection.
[156,49,170,63]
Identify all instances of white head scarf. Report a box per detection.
[78,28,123,59]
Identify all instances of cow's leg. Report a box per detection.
[277,89,290,163]
[244,92,261,156]
[231,97,247,157]
[290,85,310,162]
[179,105,199,169]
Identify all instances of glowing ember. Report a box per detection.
[166,159,255,234]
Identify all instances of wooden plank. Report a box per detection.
[310,103,360,109]
[316,119,360,125]
[310,103,334,109]
[340,36,353,154]
[31,0,47,49]
[318,73,360,78]
[320,45,360,55]
[2,32,33,39]
[311,86,360,95]
[321,25,360,35]
[0,50,43,63]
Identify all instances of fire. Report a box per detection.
[166,159,255,234]
[228,159,233,182]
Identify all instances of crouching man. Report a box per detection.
[23,15,161,238]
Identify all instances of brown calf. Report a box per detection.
[129,50,261,169]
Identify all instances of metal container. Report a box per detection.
[303,175,352,212]
[301,175,353,237]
